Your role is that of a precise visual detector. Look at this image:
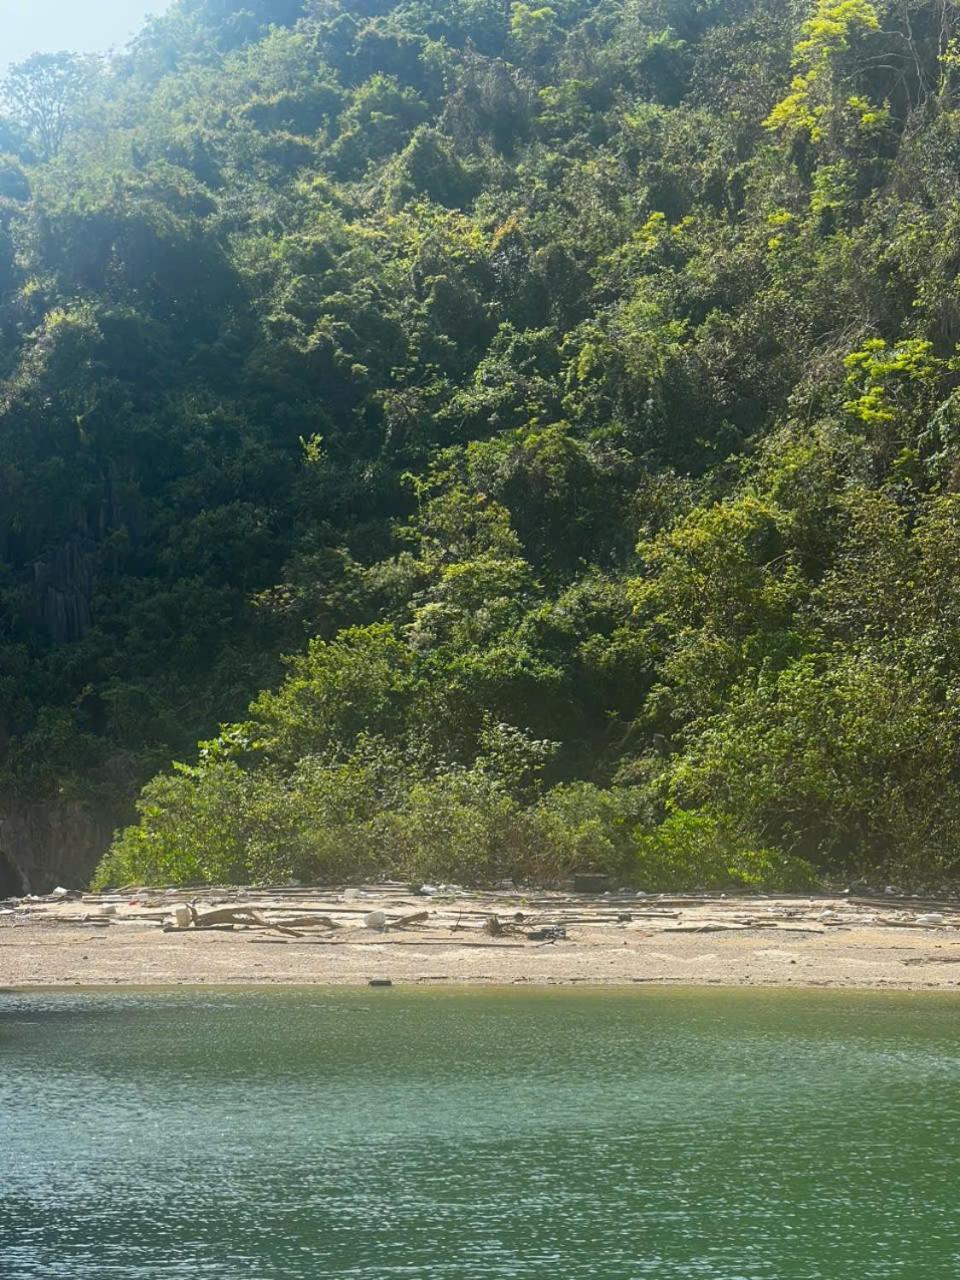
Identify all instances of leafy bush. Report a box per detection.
[632,808,820,893]
[94,761,818,892]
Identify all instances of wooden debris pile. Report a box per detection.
[162,904,433,937]
[6,882,960,944]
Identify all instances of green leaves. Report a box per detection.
[0,0,955,893]
[249,624,414,763]
[763,0,883,144]
[2,52,101,161]
[843,338,955,429]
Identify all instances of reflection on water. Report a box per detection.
[1,986,960,1278]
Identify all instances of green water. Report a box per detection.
[2,987,960,1279]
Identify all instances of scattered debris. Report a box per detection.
[484,914,529,938]
[526,925,567,942]
[10,885,960,970]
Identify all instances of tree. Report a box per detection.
[763,0,886,147]
[2,52,99,161]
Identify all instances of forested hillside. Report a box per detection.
[2,0,959,892]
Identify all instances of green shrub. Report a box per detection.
[374,771,515,882]
[517,783,649,881]
[632,808,820,892]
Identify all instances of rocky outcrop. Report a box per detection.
[32,534,96,643]
[0,799,115,893]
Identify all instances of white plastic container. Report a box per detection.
[172,904,193,929]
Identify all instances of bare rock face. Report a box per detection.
[32,535,96,643]
[0,800,114,894]
[0,848,22,897]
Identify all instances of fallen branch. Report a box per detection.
[387,911,430,930]
[187,907,306,937]
[663,923,749,933]
[483,914,524,937]
[271,916,339,930]
[248,937,529,949]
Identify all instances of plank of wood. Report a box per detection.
[248,938,528,949]
[662,923,749,933]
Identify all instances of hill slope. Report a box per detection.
[2,0,959,891]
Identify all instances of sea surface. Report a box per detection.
[1,985,959,1279]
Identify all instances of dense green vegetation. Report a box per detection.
[3,0,960,891]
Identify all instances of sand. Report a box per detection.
[5,884,960,990]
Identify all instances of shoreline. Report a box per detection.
[6,885,960,991]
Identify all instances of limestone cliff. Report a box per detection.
[0,800,114,894]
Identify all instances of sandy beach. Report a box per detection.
[5,883,960,990]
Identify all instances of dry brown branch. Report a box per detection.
[388,911,430,930]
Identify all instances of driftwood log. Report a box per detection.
[388,911,430,930]
[166,905,431,937]
[166,906,340,937]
